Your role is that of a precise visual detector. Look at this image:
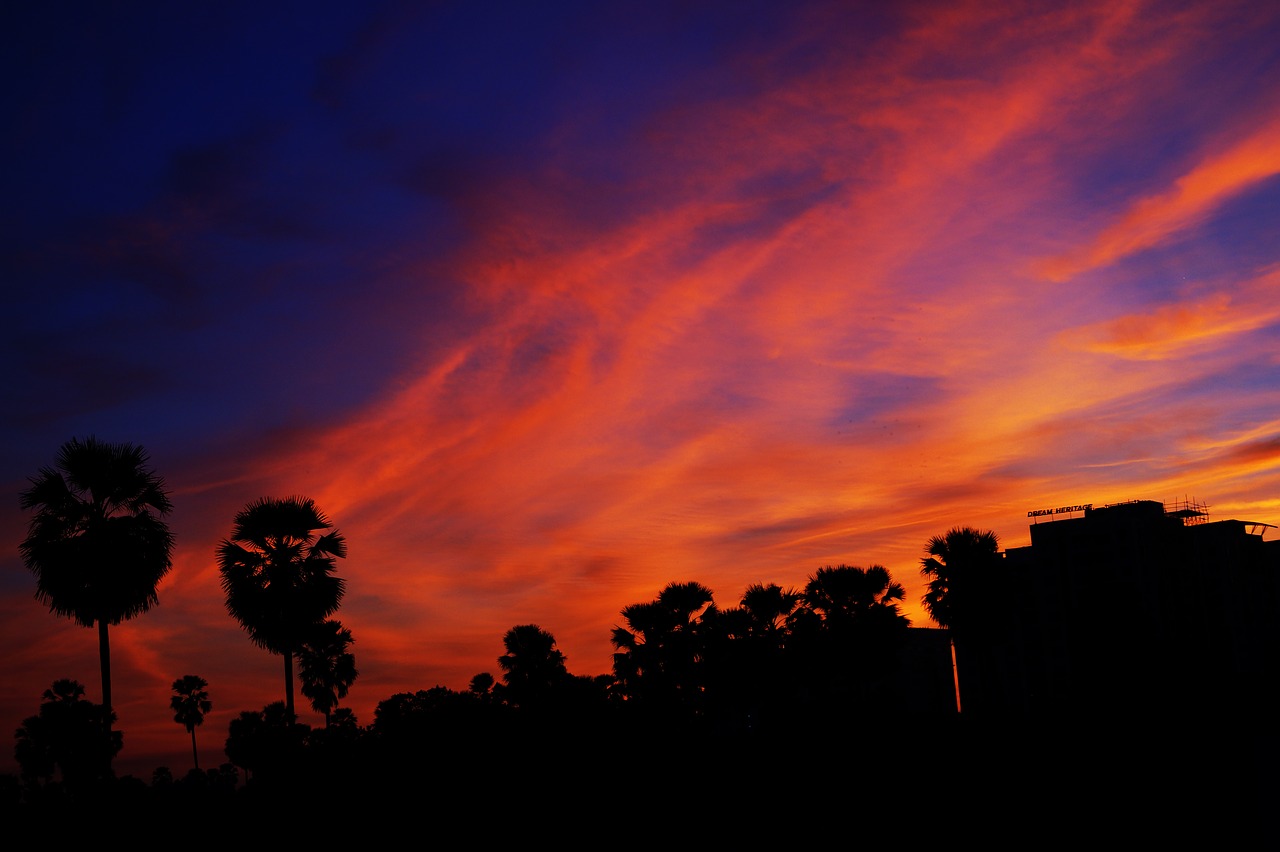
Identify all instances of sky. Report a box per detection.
[3,0,1280,780]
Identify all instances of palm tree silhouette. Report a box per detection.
[920,527,1001,631]
[740,582,801,638]
[800,564,907,625]
[297,619,358,726]
[14,679,122,788]
[218,496,347,719]
[788,565,912,721]
[497,624,568,710]
[170,675,212,770]
[920,526,1001,712]
[611,581,715,715]
[18,437,174,728]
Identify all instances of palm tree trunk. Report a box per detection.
[190,728,200,770]
[98,620,112,732]
[284,650,295,720]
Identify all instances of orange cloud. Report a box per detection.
[1059,267,1280,359]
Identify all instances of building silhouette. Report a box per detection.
[962,499,1280,724]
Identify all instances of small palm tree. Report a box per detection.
[469,672,496,701]
[14,679,122,788]
[218,496,347,719]
[170,675,212,770]
[19,437,174,727]
[297,620,358,725]
[497,624,568,709]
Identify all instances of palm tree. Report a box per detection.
[18,437,174,727]
[218,496,347,719]
[789,565,912,721]
[297,619,358,725]
[469,672,496,701]
[170,675,212,770]
[919,527,1001,632]
[14,678,122,788]
[920,526,1002,712]
[740,582,801,639]
[611,581,715,716]
[800,564,907,626]
[497,624,568,710]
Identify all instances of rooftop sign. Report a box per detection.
[1028,504,1092,518]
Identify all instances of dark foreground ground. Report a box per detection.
[5,714,1275,844]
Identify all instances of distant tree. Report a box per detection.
[297,619,358,726]
[469,672,496,701]
[170,675,212,770]
[305,707,362,772]
[13,679,122,790]
[19,437,174,727]
[224,702,309,784]
[497,624,568,710]
[218,497,347,719]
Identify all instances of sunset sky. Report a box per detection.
[4,0,1280,780]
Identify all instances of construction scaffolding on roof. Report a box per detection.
[1164,497,1209,525]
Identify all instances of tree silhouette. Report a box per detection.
[218,496,347,719]
[224,702,309,784]
[496,624,568,710]
[612,581,716,720]
[920,527,1000,631]
[919,527,1002,713]
[297,620,358,726]
[170,675,212,770]
[800,564,907,627]
[14,679,122,791]
[18,437,174,726]
[740,582,802,638]
[700,583,801,733]
[790,565,912,722]
[469,672,496,702]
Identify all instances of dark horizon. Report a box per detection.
[8,501,1278,839]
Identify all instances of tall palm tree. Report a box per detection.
[297,619,358,726]
[18,437,174,727]
[920,526,1002,712]
[218,496,347,719]
[919,527,1001,632]
[170,675,212,770]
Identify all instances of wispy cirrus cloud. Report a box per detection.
[1059,267,1280,359]
[1040,118,1280,282]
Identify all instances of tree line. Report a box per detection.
[8,436,1002,815]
